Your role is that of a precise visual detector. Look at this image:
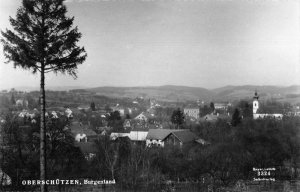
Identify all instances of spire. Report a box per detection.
[253,90,259,100]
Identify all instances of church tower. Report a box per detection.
[253,91,259,114]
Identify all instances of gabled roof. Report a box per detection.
[135,112,152,120]
[171,130,199,144]
[214,103,230,107]
[184,107,199,110]
[146,129,184,140]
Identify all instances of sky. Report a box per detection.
[0,0,299,90]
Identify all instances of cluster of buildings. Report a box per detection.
[3,90,300,162]
[71,121,208,160]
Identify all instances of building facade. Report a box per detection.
[184,108,200,119]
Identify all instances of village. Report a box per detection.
[1,88,299,161]
[0,87,300,191]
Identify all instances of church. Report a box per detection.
[252,91,283,120]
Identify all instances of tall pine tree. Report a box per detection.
[1,1,87,191]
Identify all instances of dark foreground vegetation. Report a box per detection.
[0,111,299,191]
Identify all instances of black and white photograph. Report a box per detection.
[0,0,299,191]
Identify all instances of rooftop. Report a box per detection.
[171,130,199,144]
[146,129,185,140]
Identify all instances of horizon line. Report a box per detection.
[1,84,299,92]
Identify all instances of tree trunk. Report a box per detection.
[111,167,114,180]
[40,68,47,192]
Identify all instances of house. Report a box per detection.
[134,112,151,122]
[51,111,58,119]
[16,99,28,108]
[110,131,148,143]
[146,129,184,147]
[77,105,90,111]
[128,131,148,142]
[75,142,97,160]
[96,126,112,135]
[184,108,200,119]
[111,104,125,116]
[18,110,37,119]
[123,119,132,130]
[164,130,199,147]
[214,103,231,110]
[0,169,11,185]
[70,122,98,142]
[286,111,300,117]
[253,113,283,120]
[65,108,73,118]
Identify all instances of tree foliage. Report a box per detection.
[231,108,242,127]
[171,108,185,129]
[90,101,96,111]
[1,0,87,75]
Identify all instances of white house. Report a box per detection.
[16,99,28,108]
[214,103,231,110]
[75,133,88,142]
[134,112,151,122]
[65,108,73,118]
[110,131,148,142]
[128,131,148,141]
[70,122,98,142]
[111,104,125,116]
[253,113,283,120]
[51,111,58,119]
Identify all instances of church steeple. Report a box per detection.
[253,90,259,114]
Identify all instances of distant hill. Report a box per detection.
[11,86,89,92]
[212,85,300,102]
[84,85,300,103]
[10,84,300,103]
[87,85,214,102]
